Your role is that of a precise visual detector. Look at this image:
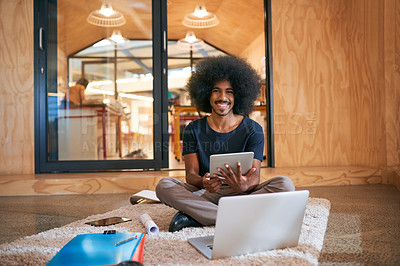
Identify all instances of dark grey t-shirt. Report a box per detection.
[182,116,264,177]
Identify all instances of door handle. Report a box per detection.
[163,30,166,52]
[39,27,44,50]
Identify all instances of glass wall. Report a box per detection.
[51,0,155,161]
[38,0,271,171]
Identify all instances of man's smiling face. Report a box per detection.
[209,80,234,116]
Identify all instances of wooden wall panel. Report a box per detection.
[348,0,386,168]
[0,0,34,174]
[384,0,400,168]
[270,0,398,186]
[271,0,353,167]
[383,0,400,188]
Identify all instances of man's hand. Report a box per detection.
[202,173,223,193]
[214,162,258,193]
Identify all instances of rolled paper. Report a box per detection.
[139,213,159,235]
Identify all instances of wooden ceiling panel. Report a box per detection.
[59,0,264,57]
[168,0,264,56]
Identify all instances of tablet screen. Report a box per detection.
[209,152,254,177]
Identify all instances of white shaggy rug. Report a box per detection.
[0,198,330,265]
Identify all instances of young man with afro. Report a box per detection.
[156,55,295,232]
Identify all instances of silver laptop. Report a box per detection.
[188,190,309,259]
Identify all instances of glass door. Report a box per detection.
[166,0,274,169]
[35,0,168,172]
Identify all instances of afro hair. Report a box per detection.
[186,55,261,116]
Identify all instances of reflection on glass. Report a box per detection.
[50,0,267,168]
[52,0,154,161]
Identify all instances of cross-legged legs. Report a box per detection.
[156,175,295,227]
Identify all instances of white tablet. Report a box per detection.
[209,152,254,177]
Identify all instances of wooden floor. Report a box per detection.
[0,166,383,196]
